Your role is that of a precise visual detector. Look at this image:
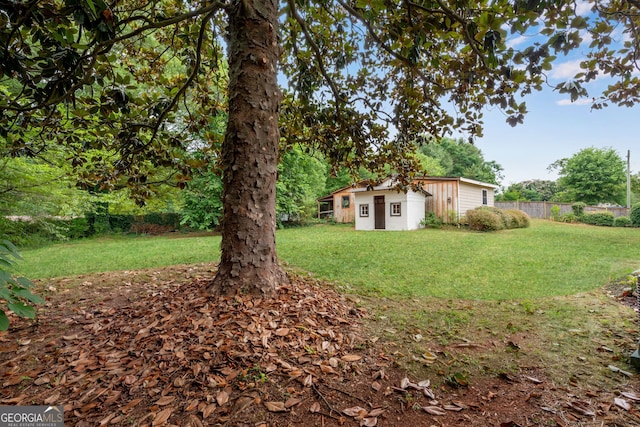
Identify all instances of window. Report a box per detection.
[342,195,350,208]
[482,189,488,205]
[390,202,401,216]
[359,204,369,217]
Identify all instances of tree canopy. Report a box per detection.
[2,0,639,293]
[549,147,627,205]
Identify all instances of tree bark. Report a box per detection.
[211,0,288,296]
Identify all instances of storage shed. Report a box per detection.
[352,179,432,231]
[416,177,499,222]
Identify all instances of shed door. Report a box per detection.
[374,196,385,229]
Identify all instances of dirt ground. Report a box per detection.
[1,264,640,427]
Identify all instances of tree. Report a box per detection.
[419,138,503,184]
[2,0,639,295]
[276,146,327,225]
[549,147,627,205]
[498,180,559,201]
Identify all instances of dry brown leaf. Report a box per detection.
[371,381,382,391]
[444,404,463,412]
[368,408,384,417]
[156,396,176,406]
[216,390,229,406]
[361,417,378,426]
[622,392,640,401]
[320,364,336,374]
[422,406,446,416]
[525,376,542,384]
[310,402,321,413]
[568,401,595,416]
[328,357,339,368]
[202,403,216,418]
[187,414,204,427]
[343,406,368,418]
[275,328,290,336]
[614,398,631,411]
[44,392,60,405]
[285,397,302,408]
[151,407,173,426]
[264,401,287,412]
[185,399,200,412]
[341,354,362,362]
[303,374,314,387]
[34,375,50,386]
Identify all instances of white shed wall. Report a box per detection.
[354,190,425,231]
[459,182,495,215]
[354,193,376,230]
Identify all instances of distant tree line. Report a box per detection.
[497,147,639,206]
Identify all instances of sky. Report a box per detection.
[456,2,640,188]
[467,82,640,188]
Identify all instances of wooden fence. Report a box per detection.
[494,201,630,219]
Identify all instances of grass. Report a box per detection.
[19,220,640,300]
[277,220,640,299]
[16,219,640,396]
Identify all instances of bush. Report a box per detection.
[550,205,561,221]
[421,212,443,228]
[505,209,531,228]
[571,202,586,217]
[580,211,614,226]
[631,203,640,227]
[613,216,631,227]
[466,208,503,231]
[0,240,45,330]
[559,213,578,223]
[109,214,135,233]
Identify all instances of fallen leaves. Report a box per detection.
[0,273,369,426]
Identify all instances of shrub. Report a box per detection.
[559,213,578,223]
[421,212,443,228]
[613,216,631,227]
[466,208,503,231]
[571,202,586,217]
[550,205,561,221]
[0,240,45,330]
[631,203,640,227]
[505,209,530,228]
[109,214,135,233]
[580,211,614,226]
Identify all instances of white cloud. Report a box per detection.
[556,98,592,106]
[506,35,529,49]
[575,0,593,16]
[550,59,585,79]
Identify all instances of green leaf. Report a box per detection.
[13,287,45,304]
[7,302,36,319]
[15,277,35,289]
[0,310,8,331]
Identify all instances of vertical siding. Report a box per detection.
[422,181,458,222]
[332,190,355,223]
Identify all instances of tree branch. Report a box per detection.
[286,0,344,109]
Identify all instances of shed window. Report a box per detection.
[482,189,488,205]
[359,204,369,217]
[390,202,401,216]
[342,195,350,208]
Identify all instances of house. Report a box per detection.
[352,179,431,231]
[317,176,499,230]
[417,177,499,223]
[316,185,357,223]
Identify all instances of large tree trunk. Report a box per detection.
[211,0,288,296]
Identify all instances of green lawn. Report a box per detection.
[20,220,640,300]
